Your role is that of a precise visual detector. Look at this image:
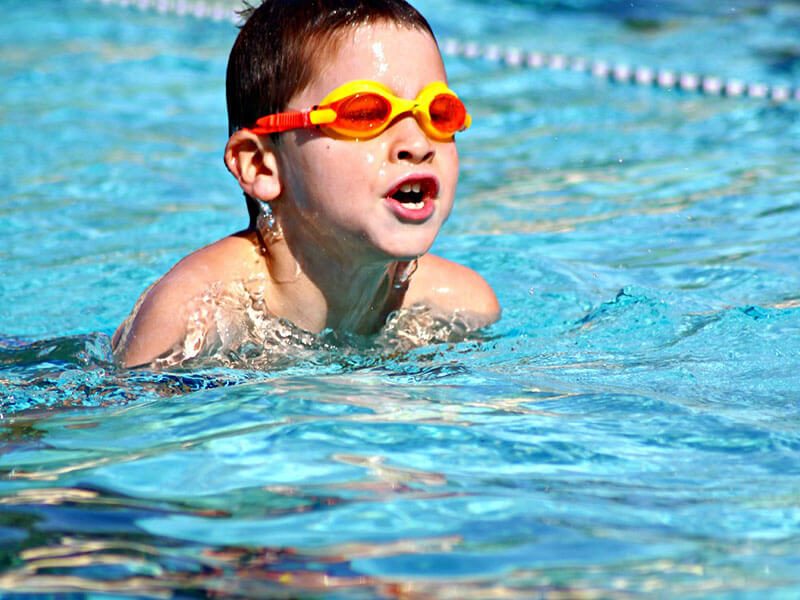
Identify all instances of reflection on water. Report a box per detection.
[2,283,799,596]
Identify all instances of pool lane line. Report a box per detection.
[440,39,800,104]
[90,0,241,23]
[85,0,799,105]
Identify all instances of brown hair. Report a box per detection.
[225,0,437,225]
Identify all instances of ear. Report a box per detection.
[224,130,282,202]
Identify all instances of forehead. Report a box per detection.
[298,22,446,102]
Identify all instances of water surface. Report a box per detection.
[1,1,800,597]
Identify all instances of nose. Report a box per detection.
[387,114,435,164]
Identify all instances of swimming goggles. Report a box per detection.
[248,80,471,142]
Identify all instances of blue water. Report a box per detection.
[2,0,800,597]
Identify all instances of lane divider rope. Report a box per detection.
[441,39,800,103]
[87,0,800,104]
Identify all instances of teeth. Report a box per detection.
[405,200,424,210]
[399,182,424,194]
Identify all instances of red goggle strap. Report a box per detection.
[250,110,313,135]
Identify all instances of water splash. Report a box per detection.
[119,277,484,371]
[2,280,486,414]
[0,331,267,416]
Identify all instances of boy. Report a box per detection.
[113,0,500,368]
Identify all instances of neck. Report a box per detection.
[259,234,405,335]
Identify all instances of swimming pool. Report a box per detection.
[2,0,800,596]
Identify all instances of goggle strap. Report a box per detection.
[251,111,313,135]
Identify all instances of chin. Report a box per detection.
[373,232,437,261]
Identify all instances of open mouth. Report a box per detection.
[387,177,439,211]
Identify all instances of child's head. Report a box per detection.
[225,0,462,261]
[226,0,435,138]
[226,0,438,226]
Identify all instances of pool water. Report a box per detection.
[2,0,800,597]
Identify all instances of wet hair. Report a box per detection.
[225,0,437,225]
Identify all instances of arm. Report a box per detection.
[112,231,265,367]
[112,235,254,368]
[112,263,212,368]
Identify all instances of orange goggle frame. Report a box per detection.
[247,80,471,142]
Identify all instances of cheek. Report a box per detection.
[307,140,376,178]
[440,145,460,192]
[285,142,339,197]
[446,143,460,171]
[284,141,379,214]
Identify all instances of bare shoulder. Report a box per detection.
[113,231,263,368]
[403,253,501,327]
